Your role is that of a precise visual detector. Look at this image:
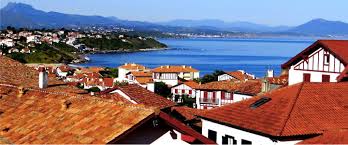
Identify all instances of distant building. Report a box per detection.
[195,80,261,109]
[218,70,255,82]
[171,80,200,103]
[117,63,148,81]
[125,71,154,92]
[198,82,348,145]
[282,40,348,85]
[152,65,199,86]
[7,47,19,53]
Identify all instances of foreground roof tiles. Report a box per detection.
[0,86,154,144]
[226,71,254,81]
[152,65,199,73]
[297,130,348,144]
[171,106,206,121]
[199,82,348,138]
[198,80,261,95]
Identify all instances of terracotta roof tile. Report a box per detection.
[199,82,348,137]
[297,130,348,144]
[135,77,153,84]
[337,66,348,82]
[198,80,262,95]
[171,106,206,121]
[119,63,146,70]
[226,71,254,81]
[152,65,198,73]
[0,86,154,144]
[266,74,288,85]
[130,71,153,77]
[183,80,200,89]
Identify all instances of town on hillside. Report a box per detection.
[1,39,348,144]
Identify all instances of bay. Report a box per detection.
[80,38,314,77]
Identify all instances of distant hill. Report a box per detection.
[287,19,348,36]
[1,3,348,36]
[158,19,292,32]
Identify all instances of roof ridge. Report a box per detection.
[279,82,305,136]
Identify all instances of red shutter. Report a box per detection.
[182,89,185,94]
[175,89,178,93]
[322,75,330,82]
[230,92,234,100]
[203,91,208,102]
[303,73,311,82]
[189,90,192,94]
[221,92,225,100]
[203,106,207,109]
[212,92,216,100]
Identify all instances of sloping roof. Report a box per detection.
[225,71,254,81]
[198,80,262,95]
[199,82,348,138]
[102,84,176,109]
[0,86,154,144]
[171,106,206,121]
[282,40,348,69]
[58,65,73,72]
[266,74,288,85]
[173,80,200,89]
[297,130,348,144]
[129,71,153,77]
[135,77,153,84]
[337,66,348,82]
[119,63,146,70]
[152,65,199,73]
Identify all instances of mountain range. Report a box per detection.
[1,2,348,36]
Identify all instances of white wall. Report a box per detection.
[154,79,179,87]
[195,90,252,109]
[288,47,345,85]
[218,74,233,81]
[201,119,301,145]
[118,68,129,80]
[171,84,196,98]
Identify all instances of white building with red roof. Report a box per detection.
[282,40,348,85]
[152,65,199,86]
[117,63,148,81]
[125,71,155,92]
[218,70,255,82]
[171,80,200,103]
[198,82,348,145]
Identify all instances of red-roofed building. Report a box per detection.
[196,80,261,109]
[198,82,348,145]
[152,65,199,86]
[282,40,348,85]
[125,71,155,92]
[218,70,255,82]
[117,63,148,81]
[171,80,199,103]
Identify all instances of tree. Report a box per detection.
[198,70,225,84]
[88,87,100,92]
[155,82,171,97]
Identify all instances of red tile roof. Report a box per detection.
[152,65,199,73]
[198,80,262,95]
[58,65,73,72]
[101,84,176,109]
[199,82,348,138]
[171,106,206,121]
[135,77,153,84]
[266,74,288,85]
[119,63,146,70]
[282,40,348,69]
[226,71,254,81]
[129,71,153,77]
[297,130,348,144]
[0,86,155,144]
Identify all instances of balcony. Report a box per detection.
[200,98,219,104]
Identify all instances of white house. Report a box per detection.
[171,80,200,103]
[117,63,148,81]
[282,40,348,85]
[152,65,199,86]
[195,80,261,109]
[125,71,155,92]
[218,70,255,82]
[56,65,73,78]
[0,38,14,47]
[198,82,348,145]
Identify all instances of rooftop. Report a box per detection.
[225,70,254,81]
[0,85,154,144]
[199,82,348,138]
[118,63,147,70]
[198,80,262,95]
[152,65,199,73]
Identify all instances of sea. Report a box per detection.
[79,38,314,77]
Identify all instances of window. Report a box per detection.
[303,73,311,82]
[250,97,271,109]
[241,139,252,145]
[175,89,178,93]
[208,129,217,142]
[324,54,330,65]
[189,90,192,94]
[222,135,237,145]
[322,75,330,82]
[181,89,185,94]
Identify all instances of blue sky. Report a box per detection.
[1,0,347,26]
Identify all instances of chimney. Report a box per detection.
[38,67,48,89]
[267,69,274,78]
[262,79,271,92]
[182,65,186,68]
[166,65,170,68]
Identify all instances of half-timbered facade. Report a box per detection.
[282,40,348,85]
[152,65,199,86]
[195,80,261,109]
